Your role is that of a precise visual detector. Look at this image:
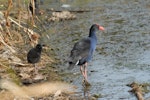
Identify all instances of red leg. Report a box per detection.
[84,62,88,82]
[80,66,85,77]
[81,63,91,86]
[80,63,88,81]
[34,63,38,74]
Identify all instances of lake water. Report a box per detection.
[42,0,150,99]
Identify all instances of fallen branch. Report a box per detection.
[47,9,91,13]
[127,82,144,100]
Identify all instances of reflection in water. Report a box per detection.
[82,84,91,100]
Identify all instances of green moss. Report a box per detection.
[6,67,21,85]
[92,93,102,98]
[141,83,150,93]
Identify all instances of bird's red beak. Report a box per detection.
[99,26,105,31]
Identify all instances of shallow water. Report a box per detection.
[42,0,150,99]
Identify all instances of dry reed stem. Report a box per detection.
[8,13,40,45]
[30,0,36,27]
[17,0,21,30]
[4,0,13,38]
[0,32,16,53]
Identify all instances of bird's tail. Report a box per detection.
[0,79,76,100]
[68,56,81,70]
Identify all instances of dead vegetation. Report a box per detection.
[0,79,77,100]
[0,0,78,82]
[127,82,150,100]
[48,11,76,22]
[127,82,144,100]
[0,0,88,99]
[0,0,46,82]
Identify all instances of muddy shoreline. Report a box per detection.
[41,0,150,99]
[0,0,150,100]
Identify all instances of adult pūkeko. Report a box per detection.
[27,44,43,74]
[68,24,105,84]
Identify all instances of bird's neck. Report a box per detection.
[89,30,97,40]
[36,48,42,53]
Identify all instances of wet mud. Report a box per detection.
[41,0,150,99]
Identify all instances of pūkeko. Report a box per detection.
[27,44,43,74]
[68,24,105,84]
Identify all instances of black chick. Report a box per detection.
[27,44,43,74]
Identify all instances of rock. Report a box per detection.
[48,11,76,22]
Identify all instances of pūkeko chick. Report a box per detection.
[27,44,43,74]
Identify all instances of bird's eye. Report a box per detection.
[69,62,73,64]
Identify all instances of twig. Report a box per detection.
[0,32,16,53]
[4,0,13,39]
[9,62,29,66]
[30,0,36,27]
[17,0,21,30]
[9,16,37,36]
[8,16,39,46]
[127,82,144,100]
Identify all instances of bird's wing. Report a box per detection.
[27,49,38,58]
[27,48,40,62]
[69,38,91,64]
[73,38,91,57]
